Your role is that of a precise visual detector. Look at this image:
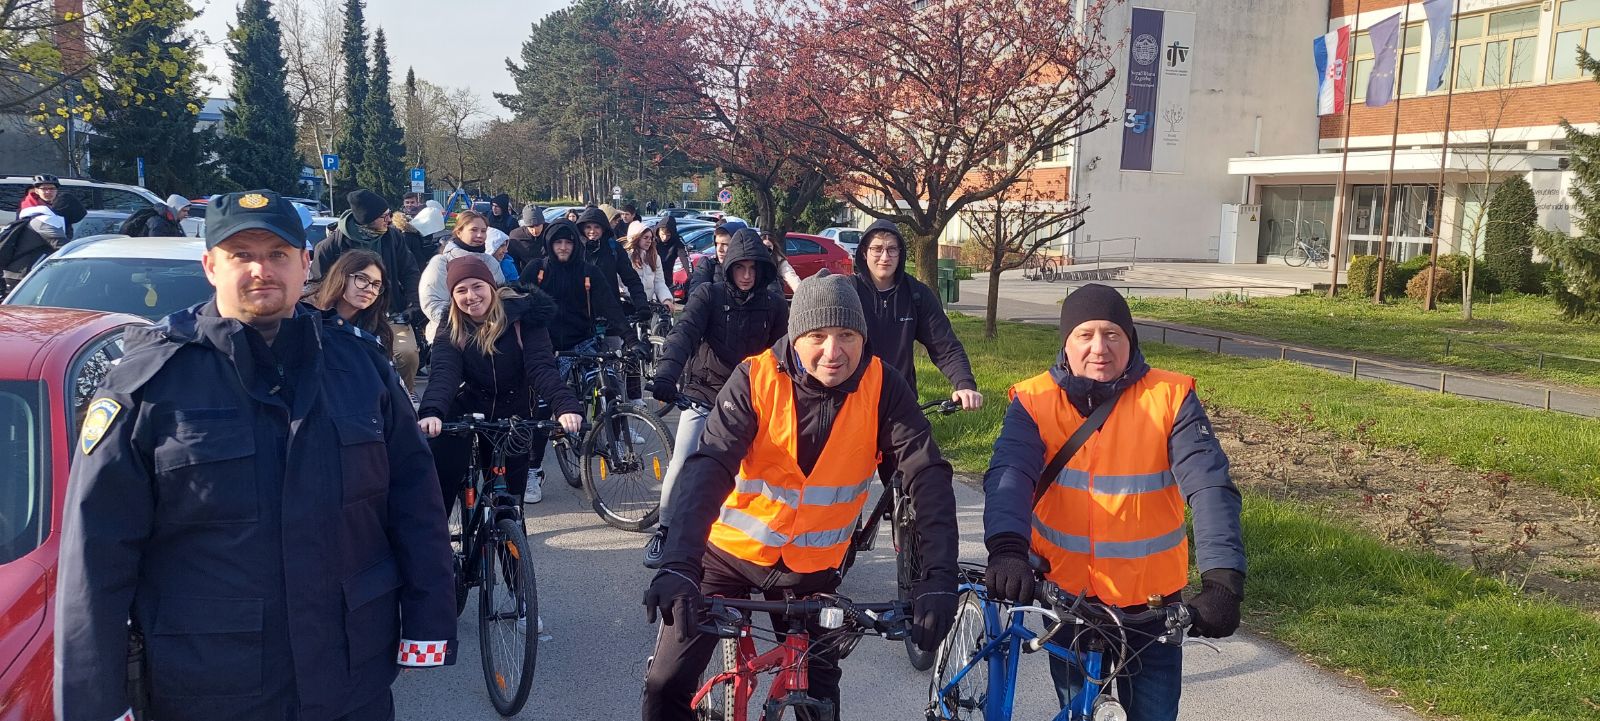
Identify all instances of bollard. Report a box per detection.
[1538,353,1545,369]
[1280,347,1287,361]
[1351,358,1359,379]
[1545,389,1553,411]
[1439,372,1446,393]
[1216,336,1223,354]
[1444,337,1451,356]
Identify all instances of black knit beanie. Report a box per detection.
[1059,283,1139,350]
[347,189,389,226]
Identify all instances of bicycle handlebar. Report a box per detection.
[697,594,913,641]
[920,399,962,416]
[1025,580,1193,650]
[439,416,572,437]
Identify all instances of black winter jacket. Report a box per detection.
[851,219,976,395]
[576,206,648,312]
[418,289,582,422]
[55,302,455,721]
[311,217,424,314]
[517,219,631,350]
[508,225,543,269]
[684,220,746,296]
[660,336,958,587]
[655,216,688,284]
[655,229,788,406]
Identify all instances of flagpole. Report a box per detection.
[1373,2,1415,303]
[1328,0,1364,297]
[1423,0,1462,310]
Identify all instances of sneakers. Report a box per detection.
[643,525,667,569]
[524,469,544,504]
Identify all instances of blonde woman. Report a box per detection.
[419,209,504,342]
[417,257,583,505]
[625,220,676,310]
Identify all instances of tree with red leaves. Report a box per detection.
[784,0,1119,286]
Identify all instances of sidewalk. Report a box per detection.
[951,274,1600,418]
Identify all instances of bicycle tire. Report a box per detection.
[556,439,584,489]
[928,590,989,720]
[1041,262,1057,283]
[893,499,935,670]
[581,406,670,531]
[695,638,739,721]
[1313,252,1330,269]
[478,518,539,716]
[1283,246,1309,267]
[648,335,674,418]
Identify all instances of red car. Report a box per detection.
[672,232,853,300]
[0,307,146,718]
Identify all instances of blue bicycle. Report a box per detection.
[926,563,1202,721]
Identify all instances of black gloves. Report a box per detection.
[631,306,654,323]
[1188,568,1244,638]
[984,534,1035,605]
[643,566,703,642]
[910,577,959,653]
[650,377,679,404]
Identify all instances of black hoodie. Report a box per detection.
[576,206,648,313]
[850,219,976,395]
[658,334,958,589]
[487,193,518,235]
[418,288,582,423]
[655,228,788,406]
[656,215,688,282]
[517,219,629,350]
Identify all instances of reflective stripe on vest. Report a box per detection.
[708,350,883,573]
[1010,368,1195,607]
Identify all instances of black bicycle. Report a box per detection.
[555,342,674,531]
[837,398,962,670]
[627,301,676,417]
[440,415,564,716]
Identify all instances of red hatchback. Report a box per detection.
[0,307,145,718]
[672,232,853,300]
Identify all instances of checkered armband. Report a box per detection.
[397,639,452,667]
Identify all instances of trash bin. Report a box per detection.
[936,258,959,305]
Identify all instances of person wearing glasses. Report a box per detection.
[308,249,396,351]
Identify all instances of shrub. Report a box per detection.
[1386,255,1430,297]
[1346,255,1380,299]
[1483,175,1536,294]
[1405,265,1461,302]
[1527,261,1560,295]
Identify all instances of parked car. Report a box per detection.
[671,232,852,300]
[305,216,338,247]
[3,235,211,320]
[0,306,146,718]
[69,210,132,239]
[283,196,331,216]
[818,227,863,255]
[658,207,702,219]
[544,206,578,223]
[0,176,165,224]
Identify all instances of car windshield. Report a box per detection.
[0,381,46,566]
[7,257,211,320]
[684,228,716,252]
[73,216,128,238]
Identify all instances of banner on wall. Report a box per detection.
[1121,7,1195,173]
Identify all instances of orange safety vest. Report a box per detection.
[708,350,883,573]
[1010,368,1194,607]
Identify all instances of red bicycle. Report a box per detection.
[688,593,913,721]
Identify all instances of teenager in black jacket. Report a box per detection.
[642,228,788,568]
[417,258,584,506]
[576,206,649,318]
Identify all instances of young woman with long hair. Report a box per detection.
[417,257,584,506]
[309,249,395,349]
[625,220,676,310]
[419,209,504,342]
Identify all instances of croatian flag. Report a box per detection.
[1314,25,1351,116]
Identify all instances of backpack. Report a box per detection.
[0,217,32,269]
[120,207,161,237]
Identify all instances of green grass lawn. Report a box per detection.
[1125,293,1600,389]
[916,314,1600,498]
[913,314,1600,719]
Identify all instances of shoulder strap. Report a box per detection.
[1030,387,1125,509]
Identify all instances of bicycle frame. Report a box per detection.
[691,630,818,721]
[455,427,520,588]
[930,586,1110,721]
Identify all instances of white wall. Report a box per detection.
[1071,0,1328,260]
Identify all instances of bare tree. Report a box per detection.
[278,0,344,165]
[962,168,1083,338]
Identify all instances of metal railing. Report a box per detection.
[1068,235,1139,268]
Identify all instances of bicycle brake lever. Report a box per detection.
[1179,635,1221,654]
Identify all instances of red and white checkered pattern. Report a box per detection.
[113,710,135,721]
[397,639,448,667]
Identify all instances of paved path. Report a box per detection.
[952,271,1600,418]
[393,460,1419,720]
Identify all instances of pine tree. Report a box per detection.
[403,66,422,166]
[81,0,216,195]
[1482,174,1535,294]
[332,0,369,203]
[1532,51,1600,321]
[357,29,406,203]
[219,0,302,194]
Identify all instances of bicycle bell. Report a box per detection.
[818,607,845,629]
[1092,698,1128,721]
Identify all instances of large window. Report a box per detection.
[1454,6,1540,90]
[1551,0,1600,80]
[1353,22,1423,101]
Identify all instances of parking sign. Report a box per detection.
[322,154,339,171]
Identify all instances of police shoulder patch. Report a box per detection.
[79,398,122,455]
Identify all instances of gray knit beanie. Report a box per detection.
[788,270,867,339]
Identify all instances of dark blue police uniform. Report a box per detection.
[54,300,457,721]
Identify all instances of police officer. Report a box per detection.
[55,190,458,721]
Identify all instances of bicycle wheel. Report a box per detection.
[893,497,935,670]
[1313,251,1330,269]
[648,335,673,418]
[929,590,990,720]
[1041,261,1057,283]
[695,638,739,721]
[1283,246,1309,267]
[478,518,539,716]
[556,437,584,489]
[582,406,670,531]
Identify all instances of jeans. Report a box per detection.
[656,402,710,527]
[532,337,601,469]
[1047,626,1182,721]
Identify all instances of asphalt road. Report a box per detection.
[392,447,1418,721]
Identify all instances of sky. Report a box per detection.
[188,0,571,119]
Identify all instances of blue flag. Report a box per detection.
[1366,12,1402,107]
[1424,0,1453,91]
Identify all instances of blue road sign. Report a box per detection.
[322,154,340,171]
[410,168,425,182]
